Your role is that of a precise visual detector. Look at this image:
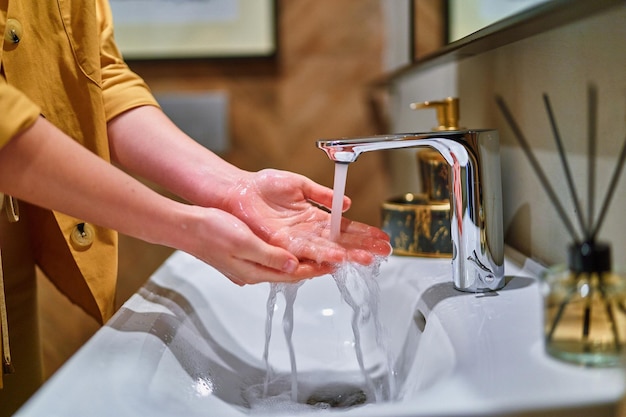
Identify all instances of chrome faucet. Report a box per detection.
[317,130,505,292]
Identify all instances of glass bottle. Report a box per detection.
[542,241,626,367]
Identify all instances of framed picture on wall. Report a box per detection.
[109,0,277,60]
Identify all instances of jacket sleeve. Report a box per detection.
[96,0,160,122]
[0,78,41,149]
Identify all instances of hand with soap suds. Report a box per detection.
[221,169,392,280]
[104,106,391,285]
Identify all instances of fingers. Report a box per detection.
[284,235,347,265]
[236,236,300,276]
[278,231,390,269]
[262,211,390,269]
[221,231,343,284]
[195,209,305,285]
[340,217,390,241]
[224,227,342,284]
[220,231,388,286]
[220,255,300,286]
[225,258,336,286]
[292,260,336,279]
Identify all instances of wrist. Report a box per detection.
[191,164,253,212]
[155,203,207,254]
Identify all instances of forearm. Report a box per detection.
[0,116,330,282]
[0,116,195,250]
[107,105,247,209]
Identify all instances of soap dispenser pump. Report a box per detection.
[410,97,461,131]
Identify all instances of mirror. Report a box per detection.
[447,0,551,43]
[409,0,622,66]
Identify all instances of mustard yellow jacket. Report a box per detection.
[0,0,159,323]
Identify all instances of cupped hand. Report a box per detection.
[223,169,391,267]
[185,207,337,285]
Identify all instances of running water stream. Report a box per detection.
[330,162,349,241]
[251,162,394,411]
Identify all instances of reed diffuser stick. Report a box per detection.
[587,85,598,236]
[495,96,581,243]
[543,94,588,236]
[591,134,626,240]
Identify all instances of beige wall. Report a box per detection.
[389,6,626,269]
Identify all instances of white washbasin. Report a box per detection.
[16,248,625,416]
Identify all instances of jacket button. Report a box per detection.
[70,223,95,250]
[4,19,23,44]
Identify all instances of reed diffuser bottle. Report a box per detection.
[544,241,625,366]
[497,86,626,367]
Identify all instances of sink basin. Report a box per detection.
[16,249,625,416]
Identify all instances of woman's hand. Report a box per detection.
[222,169,391,267]
[107,107,390,283]
[182,206,338,285]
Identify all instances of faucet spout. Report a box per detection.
[317,130,505,292]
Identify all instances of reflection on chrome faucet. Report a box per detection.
[317,130,505,292]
